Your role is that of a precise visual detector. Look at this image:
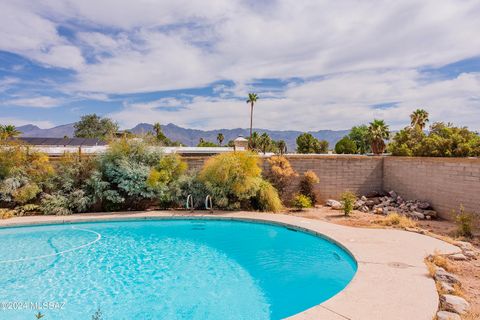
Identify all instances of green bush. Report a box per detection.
[340,191,356,216]
[291,194,312,210]
[455,205,475,238]
[199,152,281,211]
[255,181,283,212]
[335,137,357,154]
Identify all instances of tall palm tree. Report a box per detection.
[258,132,272,154]
[246,93,258,148]
[217,133,224,146]
[0,124,21,140]
[367,119,390,155]
[410,109,429,130]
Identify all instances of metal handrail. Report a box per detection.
[186,194,194,212]
[205,195,213,213]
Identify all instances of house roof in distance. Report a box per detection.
[10,137,108,146]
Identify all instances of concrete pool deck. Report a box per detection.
[0,211,460,320]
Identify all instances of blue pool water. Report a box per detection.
[0,219,356,319]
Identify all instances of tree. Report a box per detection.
[217,133,224,146]
[0,124,21,140]
[335,137,357,154]
[276,140,287,155]
[249,132,260,150]
[74,114,118,140]
[246,93,258,148]
[258,132,273,154]
[197,140,218,147]
[152,122,173,146]
[348,125,370,154]
[367,119,390,155]
[410,109,429,130]
[296,133,328,154]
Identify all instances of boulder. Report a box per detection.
[448,253,467,261]
[354,200,365,209]
[408,211,425,220]
[423,210,438,218]
[440,294,470,314]
[388,190,398,199]
[436,311,461,320]
[439,281,455,294]
[455,241,474,251]
[374,207,383,215]
[417,201,431,210]
[360,196,367,201]
[325,199,342,210]
[434,268,461,285]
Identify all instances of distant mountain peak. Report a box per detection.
[18,122,349,150]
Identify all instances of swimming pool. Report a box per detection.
[0,219,356,319]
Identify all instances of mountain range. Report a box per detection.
[17,123,350,151]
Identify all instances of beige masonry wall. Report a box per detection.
[279,155,384,202]
[182,154,479,219]
[383,157,480,219]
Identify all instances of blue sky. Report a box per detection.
[1,0,480,130]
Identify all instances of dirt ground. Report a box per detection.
[290,206,480,319]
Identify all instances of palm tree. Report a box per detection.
[277,140,287,155]
[410,109,429,130]
[249,132,260,151]
[217,133,224,146]
[367,119,390,155]
[0,124,21,140]
[258,132,272,154]
[246,93,258,148]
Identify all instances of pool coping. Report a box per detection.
[0,211,460,320]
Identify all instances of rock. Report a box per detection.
[388,190,398,199]
[373,207,383,215]
[439,281,455,294]
[436,311,461,320]
[354,200,365,209]
[360,196,367,201]
[422,210,438,218]
[417,201,431,210]
[455,241,474,251]
[382,207,389,215]
[325,199,342,210]
[448,253,467,261]
[408,211,425,220]
[464,250,477,259]
[434,268,461,285]
[360,206,369,213]
[440,294,470,314]
[365,191,381,198]
[365,200,375,208]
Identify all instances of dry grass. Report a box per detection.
[425,257,437,278]
[376,213,417,229]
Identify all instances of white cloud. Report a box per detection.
[1,96,63,108]
[2,0,480,130]
[110,70,480,130]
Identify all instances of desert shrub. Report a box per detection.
[335,137,357,154]
[0,208,16,219]
[299,170,319,204]
[291,194,312,210]
[90,139,163,210]
[455,205,475,238]
[199,152,279,210]
[171,174,209,209]
[0,145,53,207]
[40,190,91,215]
[14,204,39,216]
[254,181,283,212]
[340,191,356,216]
[266,156,298,196]
[147,154,188,207]
[378,213,417,229]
